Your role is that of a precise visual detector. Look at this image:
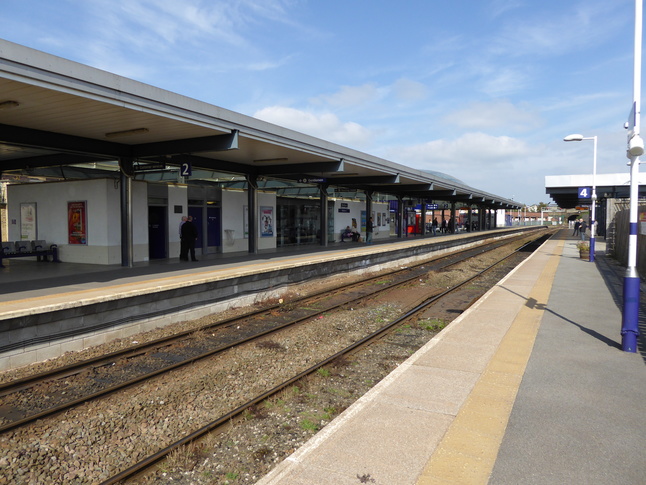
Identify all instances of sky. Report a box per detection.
[0,0,642,205]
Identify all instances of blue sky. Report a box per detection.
[1,0,642,205]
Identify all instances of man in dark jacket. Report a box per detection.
[180,216,199,261]
[579,219,587,242]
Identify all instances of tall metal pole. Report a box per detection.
[563,134,597,261]
[246,175,258,254]
[119,166,134,268]
[590,136,597,262]
[622,0,643,352]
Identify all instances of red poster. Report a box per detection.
[68,201,87,244]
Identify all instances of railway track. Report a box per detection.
[103,232,550,484]
[0,229,551,484]
[0,231,537,434]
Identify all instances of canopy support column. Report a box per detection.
[247,174,258,254]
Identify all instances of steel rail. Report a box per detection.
[101,232,550,484]
[0,232,542,435]
[0,236,501,433]
[1,231,533,397]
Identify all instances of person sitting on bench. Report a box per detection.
[341,226,354,242]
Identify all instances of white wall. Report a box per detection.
[8,178,147,264]
[332,200,389,241]
[6,179,395,264]
[221,189,277,253]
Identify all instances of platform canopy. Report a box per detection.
[0,39,519,209]
[545,173,646,209]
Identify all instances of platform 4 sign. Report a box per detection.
[578,187,592,198]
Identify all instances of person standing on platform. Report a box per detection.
[179,216,188,260]
[181,216,199,261]
[432,217,438,236]
[573,219,580,236]
[579,219,587,241]
[366,217,374,244]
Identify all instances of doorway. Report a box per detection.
[207,206,221,249]
[148,205,167,259]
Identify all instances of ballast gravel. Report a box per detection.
[0,241,531,484]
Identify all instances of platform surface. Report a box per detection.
[256,230,646,485]
[2,229,531,371]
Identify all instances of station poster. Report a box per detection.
[20,202,37,240]
[260,206,274,237]
[68,201,87,245]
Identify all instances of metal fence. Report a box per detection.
[609,200,646,276]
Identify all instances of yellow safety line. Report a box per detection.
[416,238,564,484]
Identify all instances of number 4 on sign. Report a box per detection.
[578,187,591,199]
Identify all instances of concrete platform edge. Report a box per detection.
[256,233,561,484]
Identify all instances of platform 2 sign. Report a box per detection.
[180,162,192,177]
[578,187,592,198]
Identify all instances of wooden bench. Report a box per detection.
[1,240,60,265]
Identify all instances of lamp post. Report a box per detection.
[563,134,597,262]
[621,0,643,353]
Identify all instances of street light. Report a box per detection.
[620,0,643,353]
[564,133,597,262]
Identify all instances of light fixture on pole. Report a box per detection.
[620,0,643,353]
[564,134,597,262]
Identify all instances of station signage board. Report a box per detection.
[578,187,592,198]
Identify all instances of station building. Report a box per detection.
[0,40,519,266]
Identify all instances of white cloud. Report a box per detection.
[247,55,294,71]
[253,106,374,148]
[487,0,525,19]
[488,3,626,59]
[72,0,301,78]
[378,133,535,201]
[387,132,530,175]
[443,99,542,133]
[314,84,382,108]
[392,78,428,102]
[479,67,531,97]
[313,78,428,110]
